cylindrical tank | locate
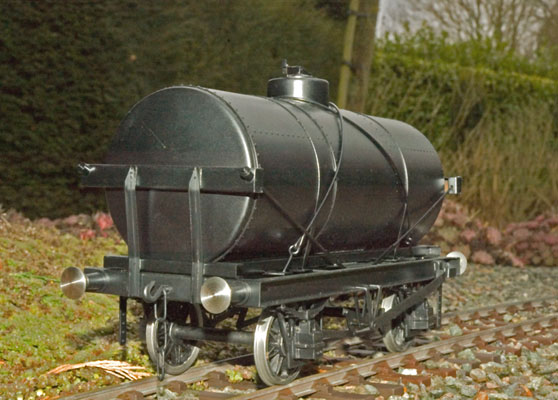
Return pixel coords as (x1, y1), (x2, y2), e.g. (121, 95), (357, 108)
(105, 79), (444, 264)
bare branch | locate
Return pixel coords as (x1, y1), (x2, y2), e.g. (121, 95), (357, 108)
(393, 0), (558, 54)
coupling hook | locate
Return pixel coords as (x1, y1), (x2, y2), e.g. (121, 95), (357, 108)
(143, 281), (173, 303)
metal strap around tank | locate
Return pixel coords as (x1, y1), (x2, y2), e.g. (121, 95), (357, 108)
(358, 114), (412, 251)
(265, 97), (322, 217)
(267, 99), (346, 271)
(341, 113), (409, 204)
(289, 102), (340, 268)
(362, 114), (409, 193)
(284, 101), (339, 240)
(265, 98), (325, 270)
(341, 113), (411, 254)
(306, 102), (346, 232)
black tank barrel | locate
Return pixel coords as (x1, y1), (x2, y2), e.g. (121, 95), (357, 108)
(104, 71), (444, 265)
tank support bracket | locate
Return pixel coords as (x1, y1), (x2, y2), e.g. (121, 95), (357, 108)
(124, 166), (142, 298)
(78, 163), (263, 195)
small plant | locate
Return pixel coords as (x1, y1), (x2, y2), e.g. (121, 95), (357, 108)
(225, 365), (257, 383)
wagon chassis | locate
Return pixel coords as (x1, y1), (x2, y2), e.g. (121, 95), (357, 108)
(67, 163), (463, 383)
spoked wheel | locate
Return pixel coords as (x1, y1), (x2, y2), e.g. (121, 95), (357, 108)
(254, 312), (301, 386)
(381, 293), (411, 353)
(145, 302), (202, 375)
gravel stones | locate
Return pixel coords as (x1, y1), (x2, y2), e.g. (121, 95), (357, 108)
(470, 368), (487, 382)
(350, 262), (558, 399)
(442, 263), (558, 312)
(449, 324), (464, 336)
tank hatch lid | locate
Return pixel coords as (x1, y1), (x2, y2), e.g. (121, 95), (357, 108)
(267, 60), (329, 106)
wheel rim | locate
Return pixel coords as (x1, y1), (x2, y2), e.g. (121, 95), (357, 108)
(145, 303), (201, 375)
(254, 313), (300, 386)
(381, 294), (410, 352)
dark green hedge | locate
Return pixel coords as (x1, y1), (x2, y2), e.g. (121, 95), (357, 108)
(367, 50), (558, 149)
(366, 48), (558, 223)
(0, 1), (343, 218)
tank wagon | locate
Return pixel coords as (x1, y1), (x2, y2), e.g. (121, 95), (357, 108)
(61, 63), (466, 385)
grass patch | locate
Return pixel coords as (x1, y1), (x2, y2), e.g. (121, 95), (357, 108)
(0, 213), (151, 398)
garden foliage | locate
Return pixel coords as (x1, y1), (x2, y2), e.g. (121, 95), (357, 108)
(1, 4), (557, 225)
(367, 29), (558, 224)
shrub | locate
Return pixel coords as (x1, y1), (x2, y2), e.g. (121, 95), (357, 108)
(367, 33), (558, 224)
(0, 1), (343, 218)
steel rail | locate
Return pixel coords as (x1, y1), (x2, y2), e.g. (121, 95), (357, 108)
(331, 296), (557, 349)
(59, 296), (557, 400)
(233, 313), (558, 400)
(59, 355), (252, 400)
(442, 295), (557, 320)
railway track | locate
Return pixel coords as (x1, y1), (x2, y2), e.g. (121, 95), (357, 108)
(58, 355), (253, 400)
(60, 296), (558, 400)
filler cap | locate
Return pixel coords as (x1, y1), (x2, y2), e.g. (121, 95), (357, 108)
(267, 60), (329, 106)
